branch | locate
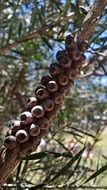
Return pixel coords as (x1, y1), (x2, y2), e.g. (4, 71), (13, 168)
(77, 0), (107, 42)
(0, 0), (106, 188)
(3, 184), (107, 189)
(0, 14), (74, 55)
(44, 185), (107, 189)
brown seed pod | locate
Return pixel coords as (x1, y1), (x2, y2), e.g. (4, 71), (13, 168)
(57, 74), (69, 86)
(4, 135), (17, 149)
(64, 69), (77, 80)
(20, 140), (34, 155)
(38, 129), (48, 139)
(11, 120), (21, 133)
(59, 82), (73, 97)
(5, 129), (12, 137)
(20, 111), (33, 125)
(49, 63), (62, 77)
(46, 80), (58, 92)
(70, 49), (81, 61)
(35, 85), (45, 93)
(16, 129), (29, 143)
(37, 117), (50, 130)
(59, 57), (72, 69)
(41, 99), (54, 112)
(51, 92), (64, 104)
(31, 105), (44, 118)
(78, 40), (88, 52)
(27, 97), (38, 109)
(20, 135), (41, 155)
(70, 61), (81, 72)
(29, 123), (40, 136)
(36, 87), (49, 100)
(65, 35), (77, 50)
(41, 75), (52, 86)
(56, 50), (67, 61)
(46, 104), (61, 121)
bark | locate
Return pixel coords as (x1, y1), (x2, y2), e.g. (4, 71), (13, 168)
(0, 0), (106, 188)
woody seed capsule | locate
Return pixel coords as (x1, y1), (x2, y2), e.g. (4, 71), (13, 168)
(41, 99), (54, 112)
(35, 85), (45, 93)
(20, 140), (34, 155)
(16, 129), (29, 143)
(37, 117), (50, 130)
(51, 92), (63, 104)
(27, 97), (38, 109)
(38, 129), (48, 139)
(59, 82), (73, 97)
(36, 88), (49, 100)
(5, 129), (12, 137)
(49, 63), (62, 76)
(70, 49), (81, 61)
(4, 135), (17, 149)
(20, 111), (33, 125)
(41, 75), (52, 86)
(65, 35), (77, 50)
(11, 120), (21, 133)
(46, 80), (58, 92)
(56, 50), (67, 61)
(57, 74), (69, 86)
(64, 69), (77, 80)
(59, 57), (72, 69)
(46, 105), (61, 121)
(30, 123), (40, 136)
(31, 105), (44, 118)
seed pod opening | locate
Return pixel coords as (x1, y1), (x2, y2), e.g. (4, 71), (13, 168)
(35, 85), (45, 94)
(57, 74), (69, 86)
(37, 117), (50, 130)
(51, 92), (63, 104)
(56, 50), (67, 61)
(41, 99), (54, 112)
(27, 97), (38, 109)
(16, 129), (29, 143)
(41, 75), (52, 86)
(59, 82), (73, 97)
(46, 80), (58, 92)
(36, 88), (49, 100)
(4, 135), (17, 149)
(11, 120), (21, 133)
(31, 105), (44, 118)
(30, 124), (40, 136)
(59, 57), (72, 69)
(20, 111), (33, 125)
(49, 63), (62, 76)
(64, 69), (77, 80)
(70, 49), (81, 61)
(65, 35), (76, 50)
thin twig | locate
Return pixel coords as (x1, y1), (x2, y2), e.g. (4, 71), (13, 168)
(3, 184), (107, 189)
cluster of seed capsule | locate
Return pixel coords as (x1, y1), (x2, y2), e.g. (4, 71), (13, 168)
(4, 35), (88, 155)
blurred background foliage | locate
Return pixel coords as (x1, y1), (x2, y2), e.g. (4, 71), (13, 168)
(0, 0), (107, 189)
